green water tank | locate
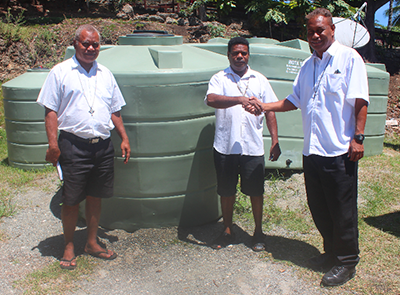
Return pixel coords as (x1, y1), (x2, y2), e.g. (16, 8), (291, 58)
(62, 33), (228, 231)
(2, 68), (50, 170)
(192, 38), (390, 169)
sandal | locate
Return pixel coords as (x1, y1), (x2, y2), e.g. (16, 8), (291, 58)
(60, 256), (77, 270)
(210, 231), (235, 249)
(252, 232), (266, 252)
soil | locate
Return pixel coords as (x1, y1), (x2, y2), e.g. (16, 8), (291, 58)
(1, 1), (400, 138)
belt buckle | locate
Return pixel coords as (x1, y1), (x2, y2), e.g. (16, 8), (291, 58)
(90, 138), (99, 144)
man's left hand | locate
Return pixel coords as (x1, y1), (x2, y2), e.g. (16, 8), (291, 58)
(348, 139), (364, 162)
(269, 142), (281, 161)
(121, 139), (131, 164)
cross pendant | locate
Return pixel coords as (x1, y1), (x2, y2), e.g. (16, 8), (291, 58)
(89, 108), (95, 115)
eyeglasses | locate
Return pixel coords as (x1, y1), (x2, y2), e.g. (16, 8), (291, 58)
(78, 40), (100, 49)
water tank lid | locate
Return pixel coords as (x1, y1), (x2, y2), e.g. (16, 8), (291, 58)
(128, 30), (174, 37)
(27, 67), (50, 72)
(119, 32), (183, 46)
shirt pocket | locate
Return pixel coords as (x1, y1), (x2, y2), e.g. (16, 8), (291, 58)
(325, 73), (345, 94)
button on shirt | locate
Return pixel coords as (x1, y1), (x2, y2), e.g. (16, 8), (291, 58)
(287, 41), (369, 157)
(206, 66), (278, 156)
(37, 55), (126, 139)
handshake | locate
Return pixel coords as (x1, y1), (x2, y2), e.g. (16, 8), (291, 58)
(242, 96), (265, 116)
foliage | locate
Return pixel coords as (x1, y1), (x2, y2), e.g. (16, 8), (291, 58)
(34, 26), (58, 61)
(385, 0), (400, 27)
(4, 7), (25, 26)
(0, 8), (33, 45)
(101, 23), (117, 41)
(207, 22), (226, 37)
(246, 0), (357, 27)
(187, 0), (237, 18)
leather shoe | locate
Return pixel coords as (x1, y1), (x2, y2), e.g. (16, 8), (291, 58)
(306, 253), (334, 270)
(321, 265), (356, 287)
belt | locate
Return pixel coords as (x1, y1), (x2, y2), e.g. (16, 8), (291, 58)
(60, 131), (106, 144)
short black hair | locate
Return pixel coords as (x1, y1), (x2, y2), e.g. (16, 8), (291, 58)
(228, 37), (249, 53)
(305, 8), (333, 25)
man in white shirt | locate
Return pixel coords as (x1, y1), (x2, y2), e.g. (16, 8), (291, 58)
(205, 37), (281, 252)
(37, 24), (131, 270)
(247, 8), (369, 286)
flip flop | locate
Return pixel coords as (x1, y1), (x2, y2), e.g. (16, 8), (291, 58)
(85, 250), (117, 260)
(60, 256), (77, 270)
(252, 232), (266, 252)
(210, 231), (235, 250)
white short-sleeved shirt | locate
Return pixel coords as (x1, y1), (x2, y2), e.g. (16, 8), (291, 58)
(37, 55), (126, 139)
(287, 41), (369, 157)
(206, 66), (278, 156)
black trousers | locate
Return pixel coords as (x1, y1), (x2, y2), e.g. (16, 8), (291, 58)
(303, 154), (359, 267)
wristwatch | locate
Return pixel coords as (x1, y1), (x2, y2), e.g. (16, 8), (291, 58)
(354, 134), (365, 143)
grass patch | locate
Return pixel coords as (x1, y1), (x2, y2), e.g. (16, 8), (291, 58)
(232, 147), (400, 294)
(0, 98), (55, 219)
(14, 256), (97, 295)
(0, 83), (4, 128)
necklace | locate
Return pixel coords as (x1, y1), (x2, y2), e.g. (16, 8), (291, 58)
(77, 70), (97, 116)
(230, 73), (250, 97)
(312, 56), (332, 100)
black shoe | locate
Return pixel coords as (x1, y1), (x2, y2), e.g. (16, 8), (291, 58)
(306, 253), (335, 270)
(321, 265), (356, 287)
(210, 231), (235, 250)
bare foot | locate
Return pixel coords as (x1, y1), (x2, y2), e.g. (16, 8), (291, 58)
(84, 244), (117, 260)
(60, 245), (76, 269)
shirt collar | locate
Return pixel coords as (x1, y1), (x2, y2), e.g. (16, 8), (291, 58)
(71, 55), (99, 74)
(226, 65), (255, 79)
(312, 40), (340, 61)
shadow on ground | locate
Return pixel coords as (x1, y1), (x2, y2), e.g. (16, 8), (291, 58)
(32, 228), (119, 259)
(178, 222), (320, 269)
(364, 211), (400, 238)
(45, 187), (320, 270)
(37, 188), (119, 259)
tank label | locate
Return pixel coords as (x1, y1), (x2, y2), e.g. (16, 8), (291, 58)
(286, 59), (302, 75)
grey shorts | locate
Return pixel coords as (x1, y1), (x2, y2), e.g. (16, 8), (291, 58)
(213, 148), (265, 197)
(58, 131), (114, 206)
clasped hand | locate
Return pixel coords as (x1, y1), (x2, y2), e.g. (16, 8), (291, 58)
(242, 96), (263, 115)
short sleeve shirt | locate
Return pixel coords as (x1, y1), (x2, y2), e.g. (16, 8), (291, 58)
(37, 55), (126, 139)
(287, 41), (369, 157)
(206, 66), (278, 156)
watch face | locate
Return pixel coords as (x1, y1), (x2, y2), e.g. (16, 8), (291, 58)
(355, 134), (365, 141)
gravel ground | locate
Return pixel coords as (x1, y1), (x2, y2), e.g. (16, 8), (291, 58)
(0, 172), (337, 295)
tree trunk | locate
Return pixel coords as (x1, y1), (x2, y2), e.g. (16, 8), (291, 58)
(199, 4), (207, 21)
(363, 0), (390, 62)
(388, 0), (393, 30)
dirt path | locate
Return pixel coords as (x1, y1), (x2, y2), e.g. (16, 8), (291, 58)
(0, 173), (339, 295)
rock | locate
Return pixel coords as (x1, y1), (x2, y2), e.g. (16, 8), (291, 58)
(386, 118), (398, 126)
(116, 4), (134, 19)
(149, 15), (165, 23)
(177, 18), (189, 26)
(188, 16), (202, 26)
(116, 11), (129, 20)
(134, 14), (149, 21)
(157, 12), (178, 19)
(166, 17), (177, 25)
(229, 23), (242, 30)
(122, 4), (134, 15)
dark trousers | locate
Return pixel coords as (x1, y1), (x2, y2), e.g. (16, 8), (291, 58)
(303, 154), (359, 267)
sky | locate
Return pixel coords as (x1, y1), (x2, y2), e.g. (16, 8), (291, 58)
(375, 2), (390, 26)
